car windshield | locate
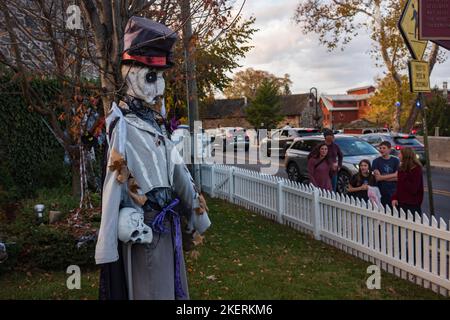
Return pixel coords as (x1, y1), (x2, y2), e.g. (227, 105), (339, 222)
(290, 129), (320, 137)
(394, 137), (422, 146)
(335, 138), (379, 156)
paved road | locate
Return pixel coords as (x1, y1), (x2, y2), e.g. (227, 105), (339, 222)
(203, 148), (450, 222)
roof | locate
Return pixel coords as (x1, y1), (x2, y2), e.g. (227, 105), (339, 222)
(346, 85), (375, 93)
(279, 94), (310, 116)
(200, 94), (310, 119)
(200, 98), (246, 119)
(321, 93), (374, 101)
(320, 96), (359, 111)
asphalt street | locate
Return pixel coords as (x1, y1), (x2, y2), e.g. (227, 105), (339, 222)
(203, 148), (450, 222)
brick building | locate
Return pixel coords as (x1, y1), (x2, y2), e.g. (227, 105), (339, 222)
(320, 86), (375, 129)
(200, 93), (321, 129)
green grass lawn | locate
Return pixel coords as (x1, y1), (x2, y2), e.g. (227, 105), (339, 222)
(0, 196), (446, 299)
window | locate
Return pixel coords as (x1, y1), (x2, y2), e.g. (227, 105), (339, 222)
(394, 137), (422, 146)
(335, 138), (379, 156)
(299, 140), (321, 152)
(291, 141), (303, 150)
(281, 130), (289, 137)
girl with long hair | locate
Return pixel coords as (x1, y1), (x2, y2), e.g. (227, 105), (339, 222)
(391, 147), (424, 215)
(307, 143), (332, 190)
(347, 159), (377, 201)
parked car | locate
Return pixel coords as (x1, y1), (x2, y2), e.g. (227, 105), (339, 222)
(213, 127), (250, 152)
(284, 135), (380, 194)
(260, 128), (321, 158)
(359, 132), (425, 164)
(171, 125), (212, 158)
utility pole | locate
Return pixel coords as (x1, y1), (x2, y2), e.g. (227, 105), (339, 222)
(180, 0), (201, 189)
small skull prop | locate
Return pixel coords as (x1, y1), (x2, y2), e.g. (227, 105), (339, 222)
(118, 207), (153, 244)
(122, 65), (165, 105)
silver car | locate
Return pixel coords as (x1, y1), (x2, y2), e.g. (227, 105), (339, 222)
(284, 135), (380, 194)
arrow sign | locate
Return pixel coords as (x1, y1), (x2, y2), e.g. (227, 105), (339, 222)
(399, 0), (428, 59)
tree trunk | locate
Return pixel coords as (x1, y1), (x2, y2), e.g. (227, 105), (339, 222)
(392, 80), (403, 132)
(71, 156), (81, 198)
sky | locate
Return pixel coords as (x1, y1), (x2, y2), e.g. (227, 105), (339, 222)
(228, 0), (450, 96)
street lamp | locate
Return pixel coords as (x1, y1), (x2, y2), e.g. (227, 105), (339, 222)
(309, 87), (320, 129)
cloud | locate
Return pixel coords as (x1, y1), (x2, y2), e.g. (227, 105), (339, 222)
(231, 0), (450, 95)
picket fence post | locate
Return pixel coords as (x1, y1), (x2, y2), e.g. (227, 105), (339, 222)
(277, 180), (284, 224)
(210, 165), (216, 198)
(229, 166), (235, 203)
(312, 187), (321, 240)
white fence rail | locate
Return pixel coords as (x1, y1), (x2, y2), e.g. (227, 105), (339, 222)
(201, 164), (450, 296)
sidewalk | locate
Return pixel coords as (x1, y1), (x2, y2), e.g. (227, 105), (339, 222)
(430, 161), (450, 171)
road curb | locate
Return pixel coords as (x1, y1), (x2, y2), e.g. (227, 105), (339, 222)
(430, 165), (450, 172)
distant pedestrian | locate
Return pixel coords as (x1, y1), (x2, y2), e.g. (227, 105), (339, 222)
(282, 122), (291, 129)
(307, 142), (332, 191)
(347, 159), (377, 202)
(391, 147), (423, 215)
(372, 141), (400, 208)
(323, 129), (343, 192)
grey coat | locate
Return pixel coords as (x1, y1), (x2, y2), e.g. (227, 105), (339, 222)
(95, 102), (209, 265)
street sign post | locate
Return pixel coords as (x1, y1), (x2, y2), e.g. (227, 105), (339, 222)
(408, 60), (431, 92)
(399, 0), (428, 59)
(399, 0), (435, 216)
(417, 94), (435, 216)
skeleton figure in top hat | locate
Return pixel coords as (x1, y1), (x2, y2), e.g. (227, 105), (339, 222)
(96, 16), (210, 300)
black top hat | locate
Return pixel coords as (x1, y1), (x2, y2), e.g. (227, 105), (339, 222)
(122, 16), (177, 69)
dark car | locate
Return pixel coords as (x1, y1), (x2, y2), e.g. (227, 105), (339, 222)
(284, 135), (380, 194)
(260, 128), (321, 158)
(213, 127), (250, 152)
(360, 132), (425, 164)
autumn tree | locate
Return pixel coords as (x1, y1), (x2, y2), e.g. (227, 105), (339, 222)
(0, 0), (255, 198)
(293, 0), (445, 132)
(425, 88), (450, 136)
(366, 75), (415, 127)
(164, 15), (257, 119)
(224, 68), (292, 100)
(244, 79), (284, 130)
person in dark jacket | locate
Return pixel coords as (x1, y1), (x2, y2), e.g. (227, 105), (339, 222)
(323, 129), (343, 192)
(347, 159), (377, 202)
(391, 147), (424, 215)
(307, 143), (332, 191)
(372, 141), (399, 208)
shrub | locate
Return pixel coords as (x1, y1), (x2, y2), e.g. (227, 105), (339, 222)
(0, 188), (99, 273)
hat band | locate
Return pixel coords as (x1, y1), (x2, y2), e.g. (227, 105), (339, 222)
(122, 52), (167, 67)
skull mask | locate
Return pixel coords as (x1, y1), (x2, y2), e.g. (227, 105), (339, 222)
(118, 207), (153, 244)
(122, 65), (165, 105)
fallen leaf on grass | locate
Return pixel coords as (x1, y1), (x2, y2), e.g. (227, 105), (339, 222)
(193, 233), (205, 246)
(206, 275), (217, 281)
(388, 287), (397, 294)
(189, 250), (200, 260)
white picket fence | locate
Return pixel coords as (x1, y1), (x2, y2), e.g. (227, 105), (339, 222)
(201, 164), (450, 296)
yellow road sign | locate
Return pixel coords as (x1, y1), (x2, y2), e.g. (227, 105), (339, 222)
(399, 0), (428, 60)
(408, 60), (431, 92)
